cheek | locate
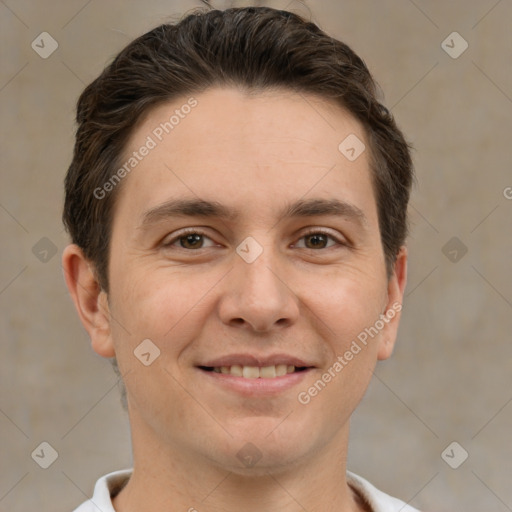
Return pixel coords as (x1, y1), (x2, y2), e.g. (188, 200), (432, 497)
(108, 265), (219, 355)
(303, 264), (387, 346)
(295, 272), (386, 422)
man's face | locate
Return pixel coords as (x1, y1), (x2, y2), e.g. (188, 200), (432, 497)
(101, 87), (405, 472)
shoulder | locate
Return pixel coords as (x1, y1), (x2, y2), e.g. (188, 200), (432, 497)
(347, 471), (422, 512)
(71, 469), (133, 512)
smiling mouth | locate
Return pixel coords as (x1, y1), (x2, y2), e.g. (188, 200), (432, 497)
(198, 365), (311, 378)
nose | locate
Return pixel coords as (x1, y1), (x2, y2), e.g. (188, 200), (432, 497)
(217, 243), (300, 333)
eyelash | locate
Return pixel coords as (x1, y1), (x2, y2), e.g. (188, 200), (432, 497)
(162, 228), (347, 251)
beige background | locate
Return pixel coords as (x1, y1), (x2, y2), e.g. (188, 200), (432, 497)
(1, 1), (511, 510)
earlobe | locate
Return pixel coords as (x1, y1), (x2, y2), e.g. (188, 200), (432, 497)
(377, 246), (408, 361)
(62, 244), (116, 358)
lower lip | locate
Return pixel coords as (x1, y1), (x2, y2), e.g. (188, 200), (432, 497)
(197, 368), (314, 396)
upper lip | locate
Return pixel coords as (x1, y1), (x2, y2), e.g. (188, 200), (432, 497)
(199, 353), (315, 368)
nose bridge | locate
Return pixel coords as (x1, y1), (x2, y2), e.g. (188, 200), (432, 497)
(235, 235), (285, 298)
(219, 234), (299, 331)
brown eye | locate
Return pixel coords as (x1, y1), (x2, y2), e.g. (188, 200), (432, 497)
(304, 233), (329, 249)
(162, 230), (216, 250)
(295, 230), (342, 250)
(179, 233), (204, 249)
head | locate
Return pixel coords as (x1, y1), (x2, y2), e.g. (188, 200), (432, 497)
(63, 6), (412, 474)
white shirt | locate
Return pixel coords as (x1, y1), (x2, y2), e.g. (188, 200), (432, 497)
(72, 469), (420, 512)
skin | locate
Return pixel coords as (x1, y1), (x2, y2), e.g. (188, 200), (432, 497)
(63, 87), (407, 512)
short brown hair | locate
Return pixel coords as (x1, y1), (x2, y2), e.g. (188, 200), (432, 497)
(63, 6), (413, 292)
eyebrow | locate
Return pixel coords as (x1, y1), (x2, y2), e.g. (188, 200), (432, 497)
(139, 197), (368, 228)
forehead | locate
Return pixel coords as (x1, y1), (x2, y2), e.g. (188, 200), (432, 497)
(113, 87), (377, 228)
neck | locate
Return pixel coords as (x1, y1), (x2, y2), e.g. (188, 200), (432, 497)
(113, 412), (366, 512)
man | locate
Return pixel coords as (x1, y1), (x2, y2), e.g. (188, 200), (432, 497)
(62, 6), (417, 511)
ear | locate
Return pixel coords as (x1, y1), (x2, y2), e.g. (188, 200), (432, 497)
(62, 244), (115, 358)
(377, 246), (408, 360)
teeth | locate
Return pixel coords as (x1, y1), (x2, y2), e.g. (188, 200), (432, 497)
(230, 364), (243, 377)
(212, 364), (297, 378)
(242, 366), (260, 379)
(276, 364), (287, 376)
(260, 366), (276, 378)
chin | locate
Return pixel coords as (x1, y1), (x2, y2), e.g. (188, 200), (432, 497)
(206, 419), (315, 475)
(216, 445), (311, 478)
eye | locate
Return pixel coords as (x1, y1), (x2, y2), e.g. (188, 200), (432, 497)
(161, 228), (347, 252)
(294, 230), (345, 250)
(162, 229), (216, 250)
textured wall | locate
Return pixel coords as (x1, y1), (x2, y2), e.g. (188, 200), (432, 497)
(1, 1), (511, 511)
